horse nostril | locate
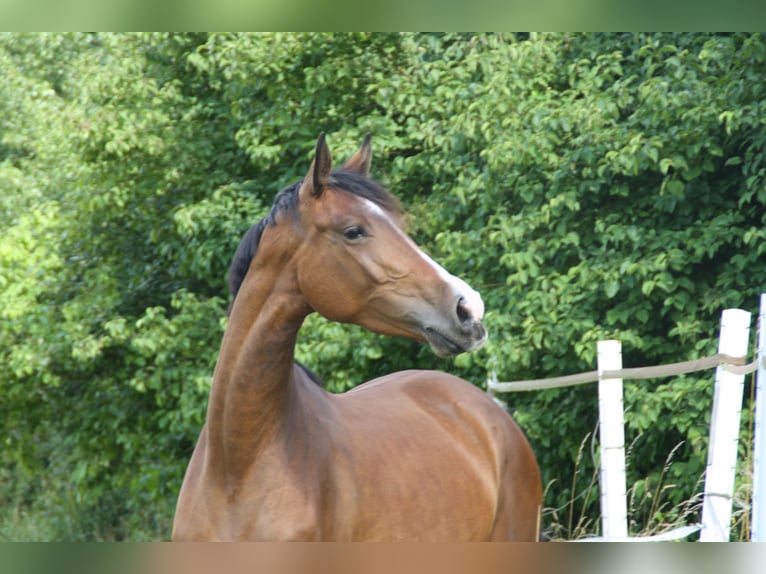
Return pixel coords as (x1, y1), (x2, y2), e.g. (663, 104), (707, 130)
(456, 297), (472, 327)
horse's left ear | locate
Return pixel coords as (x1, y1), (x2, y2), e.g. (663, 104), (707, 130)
(342, 134), (372, 176)
(301, 132), (333, 199)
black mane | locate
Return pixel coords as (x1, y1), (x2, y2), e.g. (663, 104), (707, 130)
(227, 169), (400, 305)
(226, 180), (301, 303)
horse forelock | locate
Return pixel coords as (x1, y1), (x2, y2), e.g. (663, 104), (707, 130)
(226, 169), (400, 309)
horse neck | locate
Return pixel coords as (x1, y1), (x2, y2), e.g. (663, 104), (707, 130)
(206, 233), (310, 483)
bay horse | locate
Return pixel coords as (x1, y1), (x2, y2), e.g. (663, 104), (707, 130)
(172, 133), (542, 541)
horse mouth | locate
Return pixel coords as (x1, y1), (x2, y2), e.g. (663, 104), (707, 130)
(423, 326), (487, 358)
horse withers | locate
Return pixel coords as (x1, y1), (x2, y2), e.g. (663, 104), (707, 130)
(172, 133), (541, 541)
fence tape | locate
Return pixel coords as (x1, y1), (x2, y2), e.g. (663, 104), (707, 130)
(489, 354), (763, 392)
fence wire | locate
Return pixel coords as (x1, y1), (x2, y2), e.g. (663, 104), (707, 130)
(489, 353), (763, 392)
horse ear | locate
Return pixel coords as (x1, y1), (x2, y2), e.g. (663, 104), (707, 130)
(301, 132), (332, 198)
(343, 134), (372, 176)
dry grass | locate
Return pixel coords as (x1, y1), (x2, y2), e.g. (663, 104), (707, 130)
(541, 431), (755, 542)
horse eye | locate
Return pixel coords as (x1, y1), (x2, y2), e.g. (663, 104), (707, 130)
(343, 226), (367, 241)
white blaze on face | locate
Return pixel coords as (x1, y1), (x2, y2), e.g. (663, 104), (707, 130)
(360, 198), (485, 324)
(419, 249), (485, 322)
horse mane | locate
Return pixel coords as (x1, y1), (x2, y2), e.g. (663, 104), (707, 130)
(227, 169), (401, 305)
(226, 180), (301, 305)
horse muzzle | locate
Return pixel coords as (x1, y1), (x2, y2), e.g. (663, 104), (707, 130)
(421, 290), (488, 357)
(423, 322), (487, 358)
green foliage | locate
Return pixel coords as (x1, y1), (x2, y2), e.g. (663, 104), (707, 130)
(2, 32), (765, 540)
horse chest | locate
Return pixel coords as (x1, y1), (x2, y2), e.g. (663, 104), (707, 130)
(211, 441), (356, 541)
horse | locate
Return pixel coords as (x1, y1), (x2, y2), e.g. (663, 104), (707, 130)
(171, 133), (542, 541)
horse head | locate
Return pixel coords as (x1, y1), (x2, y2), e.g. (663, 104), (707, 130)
(293, 133), (487, 357)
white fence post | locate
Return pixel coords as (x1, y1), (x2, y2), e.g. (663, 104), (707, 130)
(597, 340), (628, 540)
(752, 295), (766, 541)
(700, 308), (752, 542)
